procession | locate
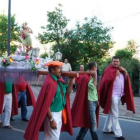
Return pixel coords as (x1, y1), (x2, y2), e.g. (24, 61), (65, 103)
(0, 0), (140, 140)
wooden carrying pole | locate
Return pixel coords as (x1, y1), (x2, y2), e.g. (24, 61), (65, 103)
(37, 70), (93, 78)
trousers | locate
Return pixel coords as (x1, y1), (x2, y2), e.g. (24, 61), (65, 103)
(18, 91), (27, 119)
(77, 101), (99, 140)
(103, 96), (122, 137)
(44, 111), (62, 140)
(0, 94), (12, 126)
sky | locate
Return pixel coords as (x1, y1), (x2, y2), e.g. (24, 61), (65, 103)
(1, 0), (140, 50)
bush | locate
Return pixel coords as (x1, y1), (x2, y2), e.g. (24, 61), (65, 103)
(115, 49), (132, 59)
(120, 58), (140, 94)
(40, 52), (48, 59)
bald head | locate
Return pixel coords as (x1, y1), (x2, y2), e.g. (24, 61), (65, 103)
(79, 65), (84, 71)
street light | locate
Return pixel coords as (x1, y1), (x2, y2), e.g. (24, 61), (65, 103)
(32, 48), (40, 58)
(55, 49), (62, 60)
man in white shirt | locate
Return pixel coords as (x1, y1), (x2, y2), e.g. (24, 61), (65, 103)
(62, 59), (72, 71)
(62, 59), (72, 84)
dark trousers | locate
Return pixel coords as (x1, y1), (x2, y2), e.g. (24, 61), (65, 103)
(18, 91), (27, 119)
(77, 101), (99, 140)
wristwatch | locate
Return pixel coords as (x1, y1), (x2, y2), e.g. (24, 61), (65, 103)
(49, 117), (54, 122)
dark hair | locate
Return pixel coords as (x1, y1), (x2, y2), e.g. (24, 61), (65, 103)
(88, 61), (97, 70)
(112, 56), (120, 61)
(48, 66), (56, 73)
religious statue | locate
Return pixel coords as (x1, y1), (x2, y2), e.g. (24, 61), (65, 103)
(21, 22), (33, 54)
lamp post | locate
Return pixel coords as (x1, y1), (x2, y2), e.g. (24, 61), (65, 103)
(32, 48), (40, 58)
(55, 49), (62, 61)
(7, 0), (11, 56)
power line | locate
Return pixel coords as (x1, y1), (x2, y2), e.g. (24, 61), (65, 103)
(104, 12), (140, 23)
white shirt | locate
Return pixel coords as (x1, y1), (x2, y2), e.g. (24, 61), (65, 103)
(62, 63), (72, 71)
(112, 73), (125, 97)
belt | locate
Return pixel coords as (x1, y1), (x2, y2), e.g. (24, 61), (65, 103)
(18, 90), (26, 92)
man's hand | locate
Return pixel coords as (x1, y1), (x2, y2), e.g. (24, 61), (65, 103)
(119, 66), (127, 73)
(116, 70), (120, 76)
(119, 66), (128, 79)
(50, 119), (57, 129)
(69, 77), (74, 84)
(97, 101), (99, 106)
(66, 77), (74, 94)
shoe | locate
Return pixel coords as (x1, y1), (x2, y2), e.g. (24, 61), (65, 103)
(0, 122), (3, 127)
(10, 116), (15, 121)
(103, 131), (114, 134)
(22, 118), (29, 122)
(3, 125), (13, 129)
(76, 136), (84, 140)
(115, 136), (125, 140)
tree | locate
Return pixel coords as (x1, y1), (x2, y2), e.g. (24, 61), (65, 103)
(53, 16), (113, 70)
(127, 39), (137, 55)
(115, 49), (132, 59)
(38, 4), (69, 50)
(0, 14), (21, 56)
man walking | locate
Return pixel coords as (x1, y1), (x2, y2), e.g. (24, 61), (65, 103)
(99, 56), (135, 140)
(62, 59), (72, 84)
(24, 61), (74, 140)
(72, 62), (99, 140)
(0, 78), (14, 129)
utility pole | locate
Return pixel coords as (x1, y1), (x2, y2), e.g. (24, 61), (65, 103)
(7, 0), (11, 56)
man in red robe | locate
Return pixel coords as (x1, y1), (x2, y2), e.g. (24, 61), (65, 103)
(72, 61), (99, 140)
(0, 78), (36, 123)
(10, 78), (36, 121)
(24, 61), (74, 140)
(75, 64), (84, 84)
(99, 56), (135, 140)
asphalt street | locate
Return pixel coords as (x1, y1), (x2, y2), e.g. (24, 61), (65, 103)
(0, 106), (140, 140)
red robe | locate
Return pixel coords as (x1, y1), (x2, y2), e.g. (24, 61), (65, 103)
(99, 65), (135, 114)
(71, 74), (99, 128)
(0, 82), (36, 116)
(24, 74), (73, 140)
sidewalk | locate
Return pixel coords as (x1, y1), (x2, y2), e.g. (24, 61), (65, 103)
(31, 86), (140, 121)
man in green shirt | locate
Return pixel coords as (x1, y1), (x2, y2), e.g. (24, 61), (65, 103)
(72, 61), (99, 140)
(24, 61), (74, 140)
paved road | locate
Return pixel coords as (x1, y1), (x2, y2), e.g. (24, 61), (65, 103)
(0, 106), (140, 140)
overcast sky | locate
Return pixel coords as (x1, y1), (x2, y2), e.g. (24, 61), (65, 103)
(1, 0), (140, 48)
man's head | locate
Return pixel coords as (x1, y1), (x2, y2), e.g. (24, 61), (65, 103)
(64, 59), (68, 64)
(79, 65), (84, 71)
(112, 56), (120, 68)
(48, 66), (62, 77)
(88, 62), (97, 71)
(45, 61), (64, 77)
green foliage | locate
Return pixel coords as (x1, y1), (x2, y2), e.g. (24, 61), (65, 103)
(115, 39), (138, 60)
(0, 14), (21, 56)
(40, 52), (48, 59)
(120, 58), (140, 94)
(115, 49), (132, 59)
(38, 4), (69, 49)
(53, 16), (113, 70)
(127, 40), (137, 55)
(99, 57), (112, 72)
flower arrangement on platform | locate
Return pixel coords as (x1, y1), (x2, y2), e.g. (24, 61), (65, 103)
(2, 56), (13, 67)
(29, 58), (40, 71)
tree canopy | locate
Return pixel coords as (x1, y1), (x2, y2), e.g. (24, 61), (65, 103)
(0, 14), (21, 56)
(38, 4), (69, 49)
(38, 5), (113, 70)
